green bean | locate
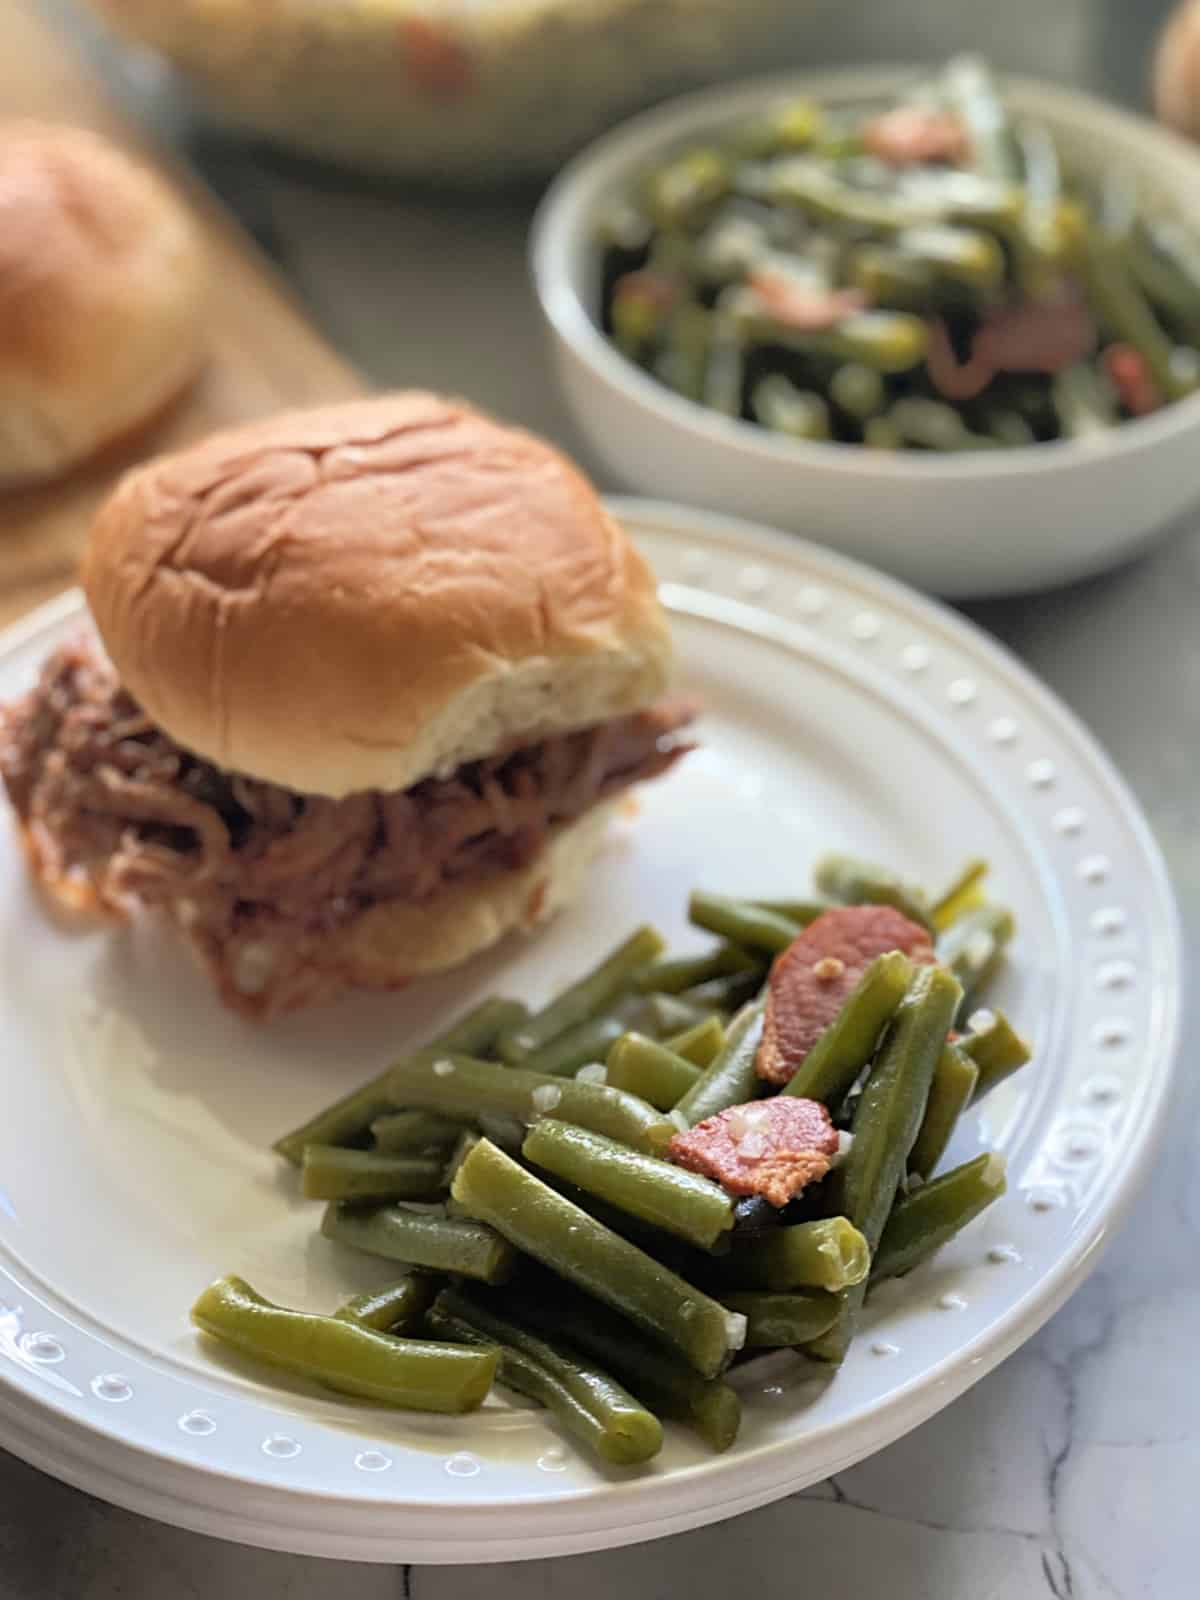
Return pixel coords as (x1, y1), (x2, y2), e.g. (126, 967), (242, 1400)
(606, 1032), (702, 1110)
(498, 927), (665, 1064)
(443, 1128), (481, 1189)
(370, 1109), (464, 1155)
(814, 851), (933, 930)
(191, 1275), (496, 1413)
(864, 416), (903, 450)
(594, 197), (653, 253)
(931, 858), (990, 929)
(890, 397), (1003, 452)
(678, 969), (765, 1014)
(516, 1283), (741, 1451)
(702, 312), (746, 417)
(1081, 229), (1193, 401)
(674, 998), (766, 1128)
(764, 157), (1022, 236)
(451, 1139), (745, 1378)
(960, 1008), (1033, 1099)
(980, 406), (1037, 448)
(612, 270), (677, 357)
(523, 1119), (734, 1251)
(635, 944), (758, 995)
(386, 1051), (676, 1155)
(848, 244), (937, 311)
(704, 1217), (870, 1293)
(751, 899), (829, 926)
(688, 891), (801, 954)
(273, 996), (526, 1164)
(644, 148), (732, 231)
(895, 225), (1006, 300)
(665, 1014), (727, 1068)
(300, 1146), (447, 1203)
(807, 963), (962, 1362)
(1014, 121), (1068, 296)
(333, 1275), (438, 1334)
(1132, 217), (1200, 343)
(752, 376), (832, 441)
(783, 950), (915, 1107)
(520, 1015), (626, 1078)
(829, 362), (888, 421)
(719, 1289), (841, 1347)
(1052, 363), (1120, 439)
(654, 301), (711, 403)
(936, 904), (1015, 1011)
(426, 1287), (663, 1465)
(908, 1043), (979, 1182)
(321, 1200), (516, 1284)
(872, 1152), (1007, 1282)
(735, 301), (930, 375)
(943, 54), (1023, 182)
(735, 98), (823, 160)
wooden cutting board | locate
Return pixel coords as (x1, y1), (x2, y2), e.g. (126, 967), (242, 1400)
(0, 1), (366, 629)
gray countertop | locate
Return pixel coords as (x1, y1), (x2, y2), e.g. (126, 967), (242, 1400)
(5, 2), (1198, 1595)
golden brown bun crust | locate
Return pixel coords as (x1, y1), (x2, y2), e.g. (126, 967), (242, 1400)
(0, 122), (208, 484)
(83, 393), (672, 796)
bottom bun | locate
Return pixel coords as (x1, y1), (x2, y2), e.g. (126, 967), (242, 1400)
(214, 802), (619, 1019)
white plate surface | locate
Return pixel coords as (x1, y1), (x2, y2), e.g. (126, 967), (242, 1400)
(0, 501), (1180, 1562)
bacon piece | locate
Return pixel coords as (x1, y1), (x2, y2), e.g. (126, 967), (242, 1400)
(1102, 343), (1162, 416)
(862, 107), (969, 167)
(668, 1097), (839, 1208)
(757, 905), (936, 1086)
(927, 294), (1096, 402)
(748, 271), (867, 332)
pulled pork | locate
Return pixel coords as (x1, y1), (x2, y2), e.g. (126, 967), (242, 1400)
(0, 636), (694, 1018)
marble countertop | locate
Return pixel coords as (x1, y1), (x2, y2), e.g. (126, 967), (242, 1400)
(4, 1), (1197, 1595)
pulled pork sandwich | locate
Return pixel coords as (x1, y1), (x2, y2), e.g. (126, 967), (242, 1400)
(0, 393), (694, 1018)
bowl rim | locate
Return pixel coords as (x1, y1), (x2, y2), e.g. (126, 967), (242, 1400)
(531, 63), (1200, 481)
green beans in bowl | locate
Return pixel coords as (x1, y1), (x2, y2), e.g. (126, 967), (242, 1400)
(532, 64), (1200, 596)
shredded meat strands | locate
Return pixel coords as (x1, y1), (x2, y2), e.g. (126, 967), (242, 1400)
(0, 634), (695, 1018)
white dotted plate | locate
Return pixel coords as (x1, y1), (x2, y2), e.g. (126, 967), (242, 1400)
(0, 500), (1180, 1563)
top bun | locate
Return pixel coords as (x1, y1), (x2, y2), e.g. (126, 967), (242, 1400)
(0, 122), (208, 485)
(82, 392), (673, 796)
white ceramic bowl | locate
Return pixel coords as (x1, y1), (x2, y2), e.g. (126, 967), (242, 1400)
(532, 68), (1200, 598)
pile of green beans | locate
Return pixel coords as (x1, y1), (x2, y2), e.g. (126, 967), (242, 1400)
(192, 854), (1030, 1463)
(595, 54), (1200, 449)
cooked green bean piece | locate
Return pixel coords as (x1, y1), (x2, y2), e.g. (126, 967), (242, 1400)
(674, 998), (766, 1128)
(848, 243), (935, 311)
(517, 1284), (741, 1451)
(751, 899), (829, 925)
(451, 1139), (745, 1378)
(944, 54), (1023, 182)
(1014, 121), (1067, 296)
(735, 301), (930, 374)
(635, 944), (758, 995)
(498, 927), (665, 1064)
(443, 1128), (482, 1189)
(427, 1287), (662, 1465)
(864, 416), (903, 450)
(702, 313), (745, 417)
(807, 964), (962, 1362)
(735, 98), (823, 160)
(931, 858), (990, 929)
(752, 376), (832, 441)
(678, 969), (765, 1014)
(333, 1275), (438, 1333)
(814, 851), (933, 930)
(936, 904), (1015, 1012)
(960, 1008), (1033, 1099)
(606, 1032), (702, 1110)
(783, 950), (915, 1107)
(370, 1109), (464, 1155)
(644, 148), (732, 231)
(890, 396), (1002, 452)
(273, 996), (526, 1164)
(703, 1216), (870, 1293)
(520, 1015), (627, 1078)
(829, 362), (887, 421)
(321, 1201), (516, 1284)
(895, 225), (1006, 301)
(764, 157), (1022, 236)
(719, 1289), (842, 1347)
(1052, 363), (1120, 439)
(654, 301), (712, 403)
(981, 407), (1036, 448)
(387, 1051), (676, 1155)
(594, 197), (653, 253)
(523, 1119), (735, 1251)
(1081, 230), (1193, 402)
(907, 1043), (979, 1182)
(688, 891), (802, 954)
(301, 1146), (447, 1203)
(665, 1014), (727, 1068)
(191, 1275), (496, 1413)
(872, 1152), (1007, 1282)
(1132, 217), (1200, 343)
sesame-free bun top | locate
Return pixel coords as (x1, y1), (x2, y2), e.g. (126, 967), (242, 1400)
(82, 393), (673, 797)
(0, 122), (208, 485)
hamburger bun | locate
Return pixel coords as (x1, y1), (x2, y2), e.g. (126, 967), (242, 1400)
(83, 392), (672, 797)
(0, 122), (207, 486)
